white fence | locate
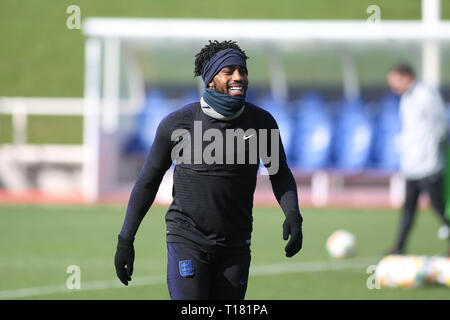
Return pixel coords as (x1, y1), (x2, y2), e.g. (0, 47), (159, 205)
(0, 97), (83, 145)
(0, 97), (84, 193)
(0, 97), (406, 206)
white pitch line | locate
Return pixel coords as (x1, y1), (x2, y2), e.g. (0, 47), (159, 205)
(0, 257), (377, 299)
(0, 275), (166, 300)
(250, 256), (377, 276)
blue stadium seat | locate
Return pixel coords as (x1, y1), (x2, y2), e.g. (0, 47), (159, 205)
(179, 89), (200, 107)
(244, 88), (258, 105)
(447, 104), (450, 145)
(124, 88), (173, 153)
(371, 93), (401, 170)
(331, 98), (374, 170)
(257, 93), (294, 164)
(292, 92), (332, 169)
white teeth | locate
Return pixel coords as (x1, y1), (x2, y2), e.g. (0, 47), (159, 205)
(230, 87), (243, 90)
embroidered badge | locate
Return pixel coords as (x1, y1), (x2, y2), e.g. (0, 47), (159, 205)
(179, 260), (195, 277)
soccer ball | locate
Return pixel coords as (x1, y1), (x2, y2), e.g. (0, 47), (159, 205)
(375, 255), (428, 288)
(424, 256), (450, 287)
(325, 230), (356, 259)
(437, 225), (450, 240)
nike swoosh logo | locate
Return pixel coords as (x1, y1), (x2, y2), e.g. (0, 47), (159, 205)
(243, 134), (255, 140)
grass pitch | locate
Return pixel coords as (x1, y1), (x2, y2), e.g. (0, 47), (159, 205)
(0, 203), (448, 300)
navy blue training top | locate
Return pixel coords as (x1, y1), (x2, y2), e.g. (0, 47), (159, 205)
(119, 101), (302, 253)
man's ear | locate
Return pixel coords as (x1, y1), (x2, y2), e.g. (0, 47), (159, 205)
(208, 81), (215, 89)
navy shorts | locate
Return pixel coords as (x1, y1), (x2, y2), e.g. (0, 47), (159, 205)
(166, 242), (251, 300)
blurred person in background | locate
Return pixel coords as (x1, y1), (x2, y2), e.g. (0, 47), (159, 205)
(386, 63), (450, 255)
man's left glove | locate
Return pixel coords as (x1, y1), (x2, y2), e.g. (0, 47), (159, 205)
(114, 235), (135, 286)
(283, 213), (303, 258)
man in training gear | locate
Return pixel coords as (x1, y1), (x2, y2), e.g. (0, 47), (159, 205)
(386, 63), (450, 255)
(115, 40), (303, 299)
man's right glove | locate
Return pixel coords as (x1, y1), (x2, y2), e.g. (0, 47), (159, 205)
(282, 213), (303, 258)
(114, 235), (135, 286)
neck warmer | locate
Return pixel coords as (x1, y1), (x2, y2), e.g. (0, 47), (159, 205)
(202, 88), (245, 118)
(200, 96), (245, 120)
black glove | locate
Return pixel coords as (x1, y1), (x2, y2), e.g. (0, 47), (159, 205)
(283, 213), (303, 257)
(114, 235), (135, 286)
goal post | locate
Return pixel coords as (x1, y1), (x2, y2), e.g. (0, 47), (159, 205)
(81, 16), (450, 203)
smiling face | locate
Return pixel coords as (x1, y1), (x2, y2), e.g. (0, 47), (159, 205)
(208, 65), (249, 97)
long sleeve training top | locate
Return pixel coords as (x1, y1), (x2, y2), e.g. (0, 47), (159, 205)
(119, 101), (302, 253)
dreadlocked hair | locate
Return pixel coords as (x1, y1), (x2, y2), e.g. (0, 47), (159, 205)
(194, 40), (249, 77)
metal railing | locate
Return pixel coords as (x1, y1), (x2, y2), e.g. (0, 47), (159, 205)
(0, 97), (83, 145)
